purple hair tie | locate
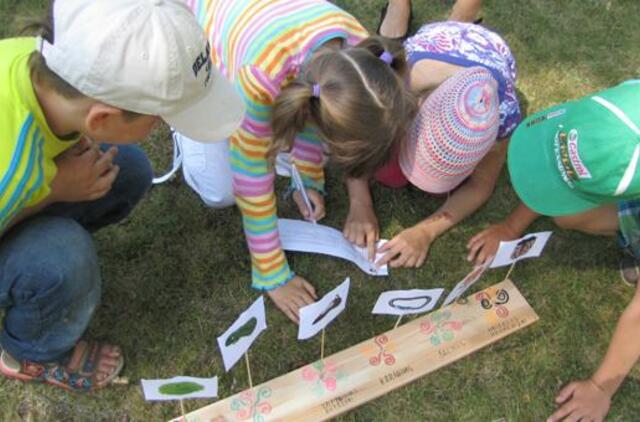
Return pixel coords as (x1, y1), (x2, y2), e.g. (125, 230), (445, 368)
(312, 83), (321, 98)
(379, 50), (394, 65)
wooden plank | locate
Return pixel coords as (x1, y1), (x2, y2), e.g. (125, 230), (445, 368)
(176, 279), (538, 422)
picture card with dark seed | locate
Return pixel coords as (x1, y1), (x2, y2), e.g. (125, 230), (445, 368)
(298, 277), (350, 340)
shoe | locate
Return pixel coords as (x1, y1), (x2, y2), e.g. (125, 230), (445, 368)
(376, 1), (414, 42)
(619, 254), (640, 287)
(0, 341), (124, 393)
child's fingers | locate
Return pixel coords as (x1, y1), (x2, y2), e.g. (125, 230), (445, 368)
(286, 301), (301, 324)
(90, 165), (120, 200)
(556, 382), (578, 404)
(81, 143), (101, 163)
(376, 244), (399, 267)
(404, 255), (417, 268)
(467, 237), (485, 262)
(547, 401), (578, 422)
(277, 300), (299, 324)
(378, 237), (396, 253)
(475, 248), (488, 267)
(389, 252), (408, 268)
(367, 235), (376, 262)
(292, 192), (310, 218)
(95, 146), (118, 176)
(308, 190), (325, 221)
(467, 230), (488, 249)
(301, 279), (318, 300)
(297, 291), (315, 307)
(290, 294), (307, 312)
(417, 252), (428, 268)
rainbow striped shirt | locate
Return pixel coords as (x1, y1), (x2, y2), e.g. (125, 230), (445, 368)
(186, 0), (368, 290)
(0, 38), (79, 233)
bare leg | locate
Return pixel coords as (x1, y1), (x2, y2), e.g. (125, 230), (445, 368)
(449, 0), (483, 22)
(379, 0), (411, 39)
(553, 204), (619, 237)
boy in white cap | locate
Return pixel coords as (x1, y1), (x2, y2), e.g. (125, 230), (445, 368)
(0, 0), (243, 392)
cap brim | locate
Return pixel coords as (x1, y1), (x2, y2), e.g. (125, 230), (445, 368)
(508, 103), (601, 216)
(163, 71), (245, 143)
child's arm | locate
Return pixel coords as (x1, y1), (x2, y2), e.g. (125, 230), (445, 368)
(230, 66), (317, 322)
(549, 284), (640, 421)
(466, 201), (540, 265)
(377, 139), (507, 268)
(343, 176), (379, 261)
(449, 0), (483, 22)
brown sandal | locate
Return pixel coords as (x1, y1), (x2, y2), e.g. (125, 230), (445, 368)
(0, 340), (124, 393)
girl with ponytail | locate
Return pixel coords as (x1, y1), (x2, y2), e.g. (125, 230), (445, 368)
(179, 0), (416, 323)
(344, 2), (523, 270)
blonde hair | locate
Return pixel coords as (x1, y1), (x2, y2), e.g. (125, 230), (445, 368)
(271, 36), (417, 178)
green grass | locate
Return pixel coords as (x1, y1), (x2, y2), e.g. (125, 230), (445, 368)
(2, 0), (640, 420)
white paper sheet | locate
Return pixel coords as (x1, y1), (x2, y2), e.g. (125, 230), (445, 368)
(298, 277), (350, 340)
(141, 376), (218, 401)
(489, 231), (553, 269)
(217, 296), (267, 372)
(278, 219), (389, 276)
(442, 261), (491, 307)
(372, 288), (444, 316)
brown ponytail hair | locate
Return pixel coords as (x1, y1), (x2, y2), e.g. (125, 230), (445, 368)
(270, 36), (417, 178)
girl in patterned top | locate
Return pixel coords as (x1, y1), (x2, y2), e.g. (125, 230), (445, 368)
(344, 12), (521, 269)
(179, 0), (416, 323)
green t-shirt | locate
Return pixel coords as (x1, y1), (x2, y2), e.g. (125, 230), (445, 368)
(0, 37), (78, 230)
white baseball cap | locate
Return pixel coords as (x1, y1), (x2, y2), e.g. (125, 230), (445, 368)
(38, 0), (245, 143)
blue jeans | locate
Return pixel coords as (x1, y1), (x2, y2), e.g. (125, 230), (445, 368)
(0, 145), (152, 362)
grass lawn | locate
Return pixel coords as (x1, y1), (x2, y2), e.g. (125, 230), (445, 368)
(2, 0), (640, 420)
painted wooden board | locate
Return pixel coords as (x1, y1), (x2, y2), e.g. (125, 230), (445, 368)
(175, 280), (538, 422)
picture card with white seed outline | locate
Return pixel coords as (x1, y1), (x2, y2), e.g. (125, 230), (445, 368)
(372, 288), (444, 316)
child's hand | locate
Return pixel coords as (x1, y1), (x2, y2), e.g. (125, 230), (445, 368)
(548, 379), (611, 422)
(466, 221), (519, 265)
(292, 189), (325, 222)
(376, 225), (433, 268)
(50, 138), (119, 203)
(267, 275), (318, 324)
(343, 202), (379, 261)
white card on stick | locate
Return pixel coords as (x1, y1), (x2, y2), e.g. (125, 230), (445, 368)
(278, 219), (388, 276)
(141, 376), (218, 401)
(372, 288), (444, 316)
(217, 296), (267, 372)
(298, 277), (350, 340)
(442, 261), (491, 307)
(490, 231), (552, 269)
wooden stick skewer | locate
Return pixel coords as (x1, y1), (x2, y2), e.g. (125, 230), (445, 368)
(320, 329), (326, 360)
(394, 315), (403, 329)
(245, 352), (253, 389)
(504, 262), (516, 281)
(180, 399), (187, 422)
